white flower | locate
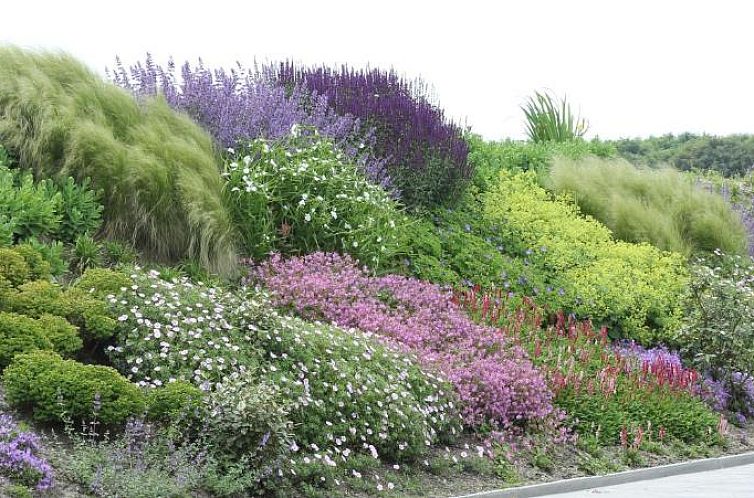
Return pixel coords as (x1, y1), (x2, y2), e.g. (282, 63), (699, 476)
(118, 315), (129, 322)
(305, 213), (312, 222)
(331, 210), (337, 220)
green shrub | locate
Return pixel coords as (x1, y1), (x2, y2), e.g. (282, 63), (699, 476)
(557, 387), (718, 444)
(71, 234), (102, 272)
(0, 311), (81, 368)
(11, 243), (51, 281)
(22, 238), (66, 276)
(0, 248), (29, 287)
(34, 314), (82, 357)
(204, 372), (290, 468)
(0, 312), (71, 368)
(0, 165), (61, 241)
(223, 132), (405, 268)
(146, 381), (205, 426)
(3, 350), (145, 425)
(548, 156), (747, 255)
(102, 240), (138, 266)
(0, 47), (238, 275)
(612, 133), (754, 177)
(3, 280), (117, 341)
(45, 176), (103, 242)
(678, 252), (754, 415)
(74, 267), (133, 298)
(484, 170), (688, 342)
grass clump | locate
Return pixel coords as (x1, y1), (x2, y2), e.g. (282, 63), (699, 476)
(0, 47), (237, 275)
(548, 156), (748, 255)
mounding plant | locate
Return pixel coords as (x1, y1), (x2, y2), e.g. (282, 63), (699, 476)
(3, 350), (146, 426)
(522, 91), (588, 143)
(0, 47), (237, 275)
(223, 130), (405, 267)
(547, 156), (748, 255)
(251, 252), (554, 433)
(483, 169), (689, 342)
(272, 63), (471, 209)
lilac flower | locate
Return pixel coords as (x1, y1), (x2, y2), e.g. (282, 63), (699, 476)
(0, 411), (54, 490)
(110, 56), (392, 190)
(251, 252), (554, 431)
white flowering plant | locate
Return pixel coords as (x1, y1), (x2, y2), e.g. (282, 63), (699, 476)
(106, 269), (273, 391)
(222, 128), (405, 269)
(105, 268), (461, 492)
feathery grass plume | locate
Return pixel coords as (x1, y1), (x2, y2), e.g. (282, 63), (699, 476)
(547, 156), (748, 255)
(0, 47), (237, 275)
(522, 91), (588, 143)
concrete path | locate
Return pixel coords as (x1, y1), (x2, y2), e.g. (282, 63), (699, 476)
(547, 463), (754, 498)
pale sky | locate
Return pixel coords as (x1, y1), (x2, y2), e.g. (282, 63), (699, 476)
(3, 0), (753, 140)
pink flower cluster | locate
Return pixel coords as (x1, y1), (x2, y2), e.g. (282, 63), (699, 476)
(251, 252), (553, 431)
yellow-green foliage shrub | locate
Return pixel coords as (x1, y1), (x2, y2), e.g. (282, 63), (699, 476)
(4, 350), (145, 425)
(2, 280), (116, 341)
(0, 311), (81, 368)
(484, 170), (688, 342)
(0, 47), (237, 275)
(548, 157), (748, 255)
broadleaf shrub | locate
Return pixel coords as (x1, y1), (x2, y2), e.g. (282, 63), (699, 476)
(467, 135), (615, 191)
(678, 251), (754, 419)
(483, 170), (688, 342)
(273, 63), (471, 208)
(548, 156), (747, 255)
(3, 350), (146, 425)
(224, 131), (404, 268)
(0, 47), (237, 275)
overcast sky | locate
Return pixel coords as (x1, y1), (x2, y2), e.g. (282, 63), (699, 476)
(3, 0), (752, 140)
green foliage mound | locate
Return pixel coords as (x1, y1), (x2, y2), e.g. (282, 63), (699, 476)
(548, 157), (747, 255)
(3, 350), (146, 425)
(484, 170), (688, 342)
(0, 311), (81, 368)
(0, 47), (237, 275)
(224, 132), (405, 268)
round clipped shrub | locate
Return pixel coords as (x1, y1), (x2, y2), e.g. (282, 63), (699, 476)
(34, 314), (82, 358)
(0, 312), (56, 369)
(146, 380), (205, 425)
(0, 248), (29, 287)
(11, 244), (51, 281)
(3, 351), (146, 425)
(74, 268), (133, 298)
(3, 280), (117, 342)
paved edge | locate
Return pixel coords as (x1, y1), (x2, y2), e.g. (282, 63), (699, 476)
(452, 451), (754, 498)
